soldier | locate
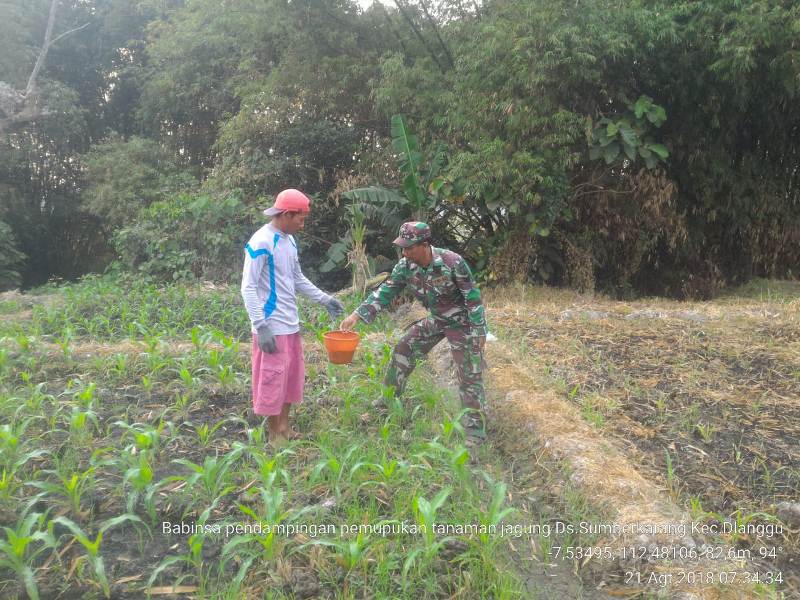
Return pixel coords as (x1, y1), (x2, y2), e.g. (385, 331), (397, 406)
(340, 221), (488, 444)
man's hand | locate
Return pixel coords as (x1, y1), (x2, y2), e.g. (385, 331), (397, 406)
(340, 311), (360, 331)
(324, 297), (345, 319)
(256, 323), (277, 354)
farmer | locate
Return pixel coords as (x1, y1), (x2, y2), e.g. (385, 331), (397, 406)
(241, 189), (344, 445)
(340, 222), (488, 444)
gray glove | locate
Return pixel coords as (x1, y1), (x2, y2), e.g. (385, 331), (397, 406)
(256, 323), (277, 354)
(324, 297), (345, 319)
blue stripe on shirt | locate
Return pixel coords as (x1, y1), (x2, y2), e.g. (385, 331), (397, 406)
(245, 240), (279, 319)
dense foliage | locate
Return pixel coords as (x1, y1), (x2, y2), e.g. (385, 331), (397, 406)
(1, 0), (798, 296)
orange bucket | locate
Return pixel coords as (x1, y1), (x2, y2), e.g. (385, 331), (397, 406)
(322, 331), (360, 364)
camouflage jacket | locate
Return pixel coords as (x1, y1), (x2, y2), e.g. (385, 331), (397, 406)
(355, 247), (487, 336)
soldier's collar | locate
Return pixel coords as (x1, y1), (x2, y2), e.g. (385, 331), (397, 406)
(431, 248), (444, 269)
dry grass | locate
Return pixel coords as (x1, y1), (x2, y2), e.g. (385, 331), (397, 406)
(476, 280), (800, 597)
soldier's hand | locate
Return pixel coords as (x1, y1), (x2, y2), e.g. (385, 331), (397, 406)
(340, 312), (359, 331)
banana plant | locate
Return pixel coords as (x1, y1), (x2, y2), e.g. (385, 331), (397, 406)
(322, 114), (448, 272)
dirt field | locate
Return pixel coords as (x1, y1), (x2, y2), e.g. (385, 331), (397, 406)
(482, 280), (799, 597)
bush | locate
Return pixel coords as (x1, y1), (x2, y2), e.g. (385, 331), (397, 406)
(82, 135), (198, 231)
(111, 194), (259, 282)
(0, 220), (26, 291)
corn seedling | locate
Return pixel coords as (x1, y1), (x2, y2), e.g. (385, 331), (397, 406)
(52, 513), (145, 598)
(350, 455), (411, 492)
(688, 496), (706, 520)
(404, 488), (454, 580)
(115, 420), (167, 456)
(379, 416), (397, 444)
(72, 381), (97, 410)
(220, 485), (313, 588)
(68, 406), (100, 446)
(109, 353), (130, 381)
(695, 421), (715, 443)
(173, 447), (242, 510)
(474, 477), (515, 549)
(439, 414), (464, 443)
(251, 448), (293, 496)
(422, 441), (471, 488)
(0, 417), (48, 474)
(0, 511), (57, 600)
(31, 466), (95, 517)
(55, 326), (74, 361)
(310, 444), (360, 500)
(301, 531), (371, 574)
(665, 449), (678, 499)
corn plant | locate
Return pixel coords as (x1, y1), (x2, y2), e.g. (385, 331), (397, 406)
(379, 416), (397, 444)
(173, 447), (242, 510)
(473, 477), (515, 549)
(51, 513), (145, 599)
(30, 466), (95, 517)
(117, 445), (170, 530)
(0, 511), (57, 600)
(220, 484), (312, 587)
(54, 325), (74, 361)
(695, 421), (715, 443)
(25, 383), (54, 413)
(0, 468), (21, 506)
(251, 448), (293, 496)
(108, 353), (131, 381)
(72, 381), (97, 410)
(688, 496), (706, 520)
(439, 414), (464, 443)
(349, 455), (411, 491)
(300, 531), (371, 573)
(310, 444), (360, 500)
(115, 420), (167, 456)
(68, 406), (100, 446)
(421, 441), (471, 488)
(404, 488), (454, 579)
(664, 449), (678, 499)
(0, 417), (48, 475)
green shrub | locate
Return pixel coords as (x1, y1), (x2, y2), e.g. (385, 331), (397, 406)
(111, 193), (259, 282)
(81, 135), (198, 231)
(0, 220), (26, 291)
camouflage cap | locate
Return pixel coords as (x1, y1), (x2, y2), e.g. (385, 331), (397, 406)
(392, 221), (431, 247)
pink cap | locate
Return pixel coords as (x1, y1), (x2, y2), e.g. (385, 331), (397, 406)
(264, 189), (311, 216)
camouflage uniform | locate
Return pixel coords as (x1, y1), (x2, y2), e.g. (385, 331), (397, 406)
(354, 223), (487, 428)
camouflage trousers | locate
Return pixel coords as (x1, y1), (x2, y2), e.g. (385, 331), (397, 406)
(384, 317), (486, 417)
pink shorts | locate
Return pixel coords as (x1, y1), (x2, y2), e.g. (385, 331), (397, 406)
(251, 332), (305, 416)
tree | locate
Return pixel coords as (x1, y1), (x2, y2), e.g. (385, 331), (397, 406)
(0, 220), (26, 291)
(0, 0), (89, 133)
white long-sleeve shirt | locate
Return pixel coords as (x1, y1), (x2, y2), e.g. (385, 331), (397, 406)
(241, 222), (331, 335)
